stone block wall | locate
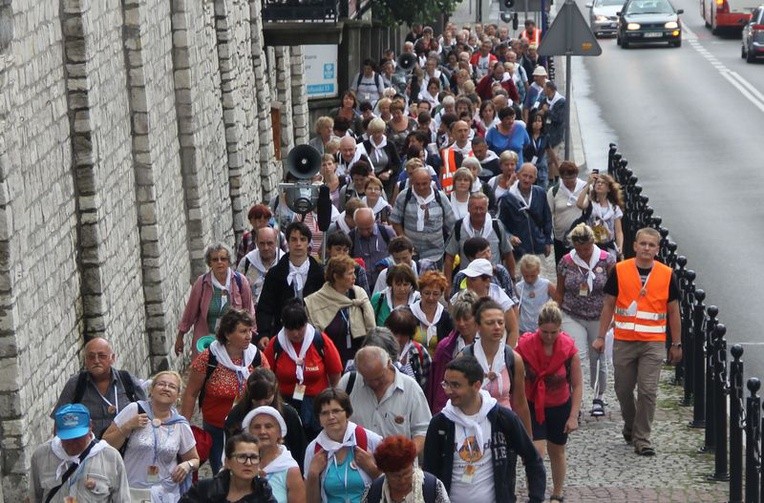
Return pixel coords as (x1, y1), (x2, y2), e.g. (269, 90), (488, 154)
(0, 0), (306, 497)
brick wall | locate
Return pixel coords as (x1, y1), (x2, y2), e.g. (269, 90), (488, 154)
(0, 0), (305, 496)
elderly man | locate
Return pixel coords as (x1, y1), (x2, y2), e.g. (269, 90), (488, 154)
(390, 168), (455, 266)
(52, 338), (146, 438)
(339, 346), (432, 453)
(593, 227), (682, 457)
(440, 120), (473, 194)
(445, 192), (515, 287)
(237, 226), (285, 306)
(32, 403), (130, 502)
(349, 207), (396, 287)
(524, 66), (549, 122)
(335, 135), (372, 178)
(498, 163), (553, 262)
(469, 38), (498, 79)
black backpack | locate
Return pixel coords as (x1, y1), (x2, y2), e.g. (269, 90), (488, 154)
(366, 471), (439, 503)
(452, 217), (503, 242)
(73, 369), (138, 405)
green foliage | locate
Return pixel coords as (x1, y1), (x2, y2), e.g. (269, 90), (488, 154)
(370, 0), (460, 26)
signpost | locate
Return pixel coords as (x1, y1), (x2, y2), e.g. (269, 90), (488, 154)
(538, 0), (601, 160)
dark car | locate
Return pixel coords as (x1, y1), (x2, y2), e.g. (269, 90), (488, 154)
(616, 0), (684, 48)
(741, 5), (764, 62)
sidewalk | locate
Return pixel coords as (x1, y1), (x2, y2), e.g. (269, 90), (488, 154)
(448, 3), (729, 501)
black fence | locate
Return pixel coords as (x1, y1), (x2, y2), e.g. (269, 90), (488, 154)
(262, 0), (340, 23)
(608, 143), (759, 503)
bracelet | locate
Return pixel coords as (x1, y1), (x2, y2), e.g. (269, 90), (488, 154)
(671, 342), (682, 348)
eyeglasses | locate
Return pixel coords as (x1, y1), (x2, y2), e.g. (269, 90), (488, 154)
(441, 380), (464, 390)
(232, 453), (260, 464)
(210, 256), (229, 263)
(319, 408), (346, 418)
(154, 381), (180, 391)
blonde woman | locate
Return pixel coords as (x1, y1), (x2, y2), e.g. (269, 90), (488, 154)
(103, 371), (200, 502)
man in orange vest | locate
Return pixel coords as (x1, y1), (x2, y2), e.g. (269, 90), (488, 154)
(439, 120), (473, 195)
(592, 227), (682, 457)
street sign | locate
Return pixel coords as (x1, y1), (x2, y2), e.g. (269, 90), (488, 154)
(538, 1), (602, 56)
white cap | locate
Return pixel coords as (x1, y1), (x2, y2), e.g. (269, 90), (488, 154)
(462, 258), (494, 278)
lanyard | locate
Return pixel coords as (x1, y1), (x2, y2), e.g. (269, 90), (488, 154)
(340, 308), (352, 349)
(151, 421), (169, 464)
(97, 383), (118, 413)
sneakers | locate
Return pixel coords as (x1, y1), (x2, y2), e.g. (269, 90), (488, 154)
(590, 398), (605, 417)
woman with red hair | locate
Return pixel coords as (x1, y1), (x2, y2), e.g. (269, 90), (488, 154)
(361, 435), (449, 503)
(410, 271), (454, 357)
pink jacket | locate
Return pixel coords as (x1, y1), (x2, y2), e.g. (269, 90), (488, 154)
(178, 270), (256, 355)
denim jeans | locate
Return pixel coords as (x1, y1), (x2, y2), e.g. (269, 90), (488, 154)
(203, 421), (225, 474)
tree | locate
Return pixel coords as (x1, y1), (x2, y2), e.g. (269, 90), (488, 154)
(370, 0), (460, 26)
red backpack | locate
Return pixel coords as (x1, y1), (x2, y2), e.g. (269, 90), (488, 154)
(314, 424), (368, 453)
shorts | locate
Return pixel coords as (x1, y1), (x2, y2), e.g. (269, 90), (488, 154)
(529, 399), (572, 445)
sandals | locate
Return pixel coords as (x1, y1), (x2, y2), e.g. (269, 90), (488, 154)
(635, 444), (656, 456)
(590, 398), (605, 417)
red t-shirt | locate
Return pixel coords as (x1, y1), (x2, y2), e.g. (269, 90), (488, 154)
(190, 349), (270, 428)
(264, 333), (343, 397)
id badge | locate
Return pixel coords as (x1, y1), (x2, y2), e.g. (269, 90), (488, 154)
(578, 282), (589, 297)
(531, 155), (538, 165)
(461, 464), (476, 483)
(293, 383), (306, 401)
(147, 464), (160, 483)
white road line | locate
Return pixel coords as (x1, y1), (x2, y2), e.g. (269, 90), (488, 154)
(683, 24), (764, 112)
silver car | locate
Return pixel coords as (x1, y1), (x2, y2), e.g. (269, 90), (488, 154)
(587, 0), (626, 36)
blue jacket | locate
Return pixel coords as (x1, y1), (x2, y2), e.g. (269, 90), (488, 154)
(498, 187), (553, 257)
(423, 403), (546, 503)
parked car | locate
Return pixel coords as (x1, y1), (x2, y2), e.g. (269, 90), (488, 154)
(741, 5), (764, 62)
(587, 0), (626, 36)
(616, 0), (684, 48)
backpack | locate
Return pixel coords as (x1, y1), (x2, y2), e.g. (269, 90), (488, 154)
(462, 343), (516, 395)
(452, 217), (503, 242)
(314, 423), (368, 453)
(344, 371), (358, 395)
(73, 369), (138, 405)
(366, 471), (439, 503)
(356, 72), (383, 93)
(118, 402), (144, 457)
(349, 223), (392, 250)
(198, 349), (263, 408)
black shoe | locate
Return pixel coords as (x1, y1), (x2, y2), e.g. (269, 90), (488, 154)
(622, 430), (632, 443)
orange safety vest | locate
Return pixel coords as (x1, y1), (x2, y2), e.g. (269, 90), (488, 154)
(520, 28), (542, 46)
(612, 259), (671, 342)
(440, 146), (473, 195)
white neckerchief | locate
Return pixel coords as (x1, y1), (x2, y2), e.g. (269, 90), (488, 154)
(368, 136), (388, 163)
(275, 324), (316, 384)
(509, 180), (532, 210)
(315, 421), (362, 460)
(462, 213), (495, 240)
(558, 178), (587, 206)
(473, 340), (507, 395)
(570, 245), (603, 293)
(592, 199), (615, 222)
(413, 190), (436, 232)
(547, 91), (564, 108)
(363, 195), (389, 216)
(452, 142), (473, 157)
(381, 467), (425, 503)
(52, 436), (108, 480)
(399, 340), (415, 365)
(245, 248), (284, 275)
(410, 301), (444, 346)
(441, 390), (497, 455)
(209, 340), (259, 384)
(210, 269), (233, 308)
(471, 179), (483, 193)
(287, 259), (310, 294)
(336, 215), (352, 234)
(383, 287), (419, 310)
(262, 445), (299, 474)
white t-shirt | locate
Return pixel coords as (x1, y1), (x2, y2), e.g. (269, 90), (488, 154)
(114, 402), (196, 491)
(450, 413), (495, 503)
(489, 283), (515, 311)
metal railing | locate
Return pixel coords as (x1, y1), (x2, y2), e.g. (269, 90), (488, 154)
(607, 143), (764, 502)
(262, 0), (340, 23)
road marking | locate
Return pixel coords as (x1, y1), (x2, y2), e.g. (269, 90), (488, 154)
(683, 25), (764, 113)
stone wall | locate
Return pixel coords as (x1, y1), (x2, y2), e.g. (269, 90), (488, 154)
(0, 0), (307, 497)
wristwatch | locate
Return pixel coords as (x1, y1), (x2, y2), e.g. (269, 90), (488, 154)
(670, 342), (682, 348)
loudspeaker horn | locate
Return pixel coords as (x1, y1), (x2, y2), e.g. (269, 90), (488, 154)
(285, 145), (322, 180)
(397, 53), (417, 72)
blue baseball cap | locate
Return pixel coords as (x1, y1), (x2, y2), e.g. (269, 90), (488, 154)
(55, 404), (91, 440)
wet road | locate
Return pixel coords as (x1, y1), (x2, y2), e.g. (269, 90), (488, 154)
(571, 0), (764, 379)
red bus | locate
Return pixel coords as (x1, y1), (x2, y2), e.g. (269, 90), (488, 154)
(700, 0), (758, 33)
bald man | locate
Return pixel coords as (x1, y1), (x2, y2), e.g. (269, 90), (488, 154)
(237, 226), (285, 306)
(335, 136), (372, 178)
(440, 120), (474, 194)
(51, 338), (146, 437)
(349, 207), (396, 287)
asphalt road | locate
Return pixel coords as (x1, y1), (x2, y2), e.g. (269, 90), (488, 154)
(572, 0), (764, 379)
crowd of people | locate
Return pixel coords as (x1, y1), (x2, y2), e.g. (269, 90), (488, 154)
(32, 19), (684, 503)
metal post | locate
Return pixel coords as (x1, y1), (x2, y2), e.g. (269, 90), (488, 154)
(607, 144), (617, 175)
(681, 270), (696, 404)
(691, 289), (706, 428)
(746, 378), (761, 503)
(563, 0), (573, 160)
(711, 324), (729, 481)
(729, 345), (744, 502)
(703, 305), (719, 451)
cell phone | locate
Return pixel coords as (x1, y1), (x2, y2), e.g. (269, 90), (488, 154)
(592, 169), (599, 174)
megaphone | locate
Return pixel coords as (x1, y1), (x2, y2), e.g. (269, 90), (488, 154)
(285, 144), (321, 180)
(196, 335), (216, 353)
(397, 53), (417, 72)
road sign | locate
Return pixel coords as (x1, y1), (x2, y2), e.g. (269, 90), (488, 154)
(538, 0), (602, 56)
